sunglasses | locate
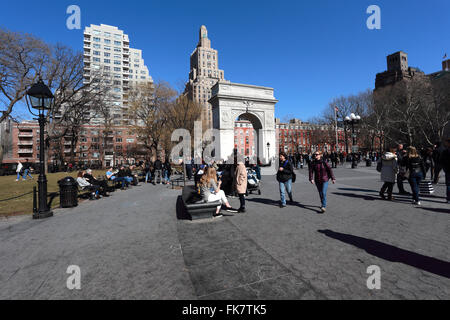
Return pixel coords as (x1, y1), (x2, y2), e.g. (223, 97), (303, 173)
(314, 154), (320, 156)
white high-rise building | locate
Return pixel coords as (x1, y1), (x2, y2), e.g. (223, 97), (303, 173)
(83, 24), (153, 125)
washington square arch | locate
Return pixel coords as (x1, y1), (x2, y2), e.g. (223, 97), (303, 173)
(209, 81), (278, 168)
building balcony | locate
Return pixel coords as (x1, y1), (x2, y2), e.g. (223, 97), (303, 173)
(18, 133), (33, 138)
(18, 149), (33, 154)
(18, 141), (33, 146)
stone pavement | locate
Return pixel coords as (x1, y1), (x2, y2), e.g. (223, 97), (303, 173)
(0, 166), (449, 300)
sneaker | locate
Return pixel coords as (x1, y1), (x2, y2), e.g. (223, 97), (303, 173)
(237, 208), (246, 213)
(416, 201), (421, 206)
(379, 192), (386, 200)
(213, 213), (223, 218)
(225, 207), (238, 213)
(280, 204), (287, 208)
(320, 207), (326, 213)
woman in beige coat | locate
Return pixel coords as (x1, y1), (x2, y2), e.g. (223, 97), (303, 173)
(235, 161), (248, 213)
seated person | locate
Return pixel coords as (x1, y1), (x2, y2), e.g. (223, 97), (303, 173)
(76, 171), (100, 199)
(129, 165), (140, 185)
(118, 165), (133, 189)
(199, 167), (238, 217)
(106, 167), (126, 189)
(83, 169), (109, 196)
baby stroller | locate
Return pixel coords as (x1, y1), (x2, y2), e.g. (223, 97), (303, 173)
(246, 168), (261, 195)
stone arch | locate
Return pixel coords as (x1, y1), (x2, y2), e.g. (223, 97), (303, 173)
(209, 81), (278, 165)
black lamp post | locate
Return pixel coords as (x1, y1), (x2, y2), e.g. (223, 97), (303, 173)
(266, 142), (270, 165)
(344, 113), (361, 169)
(26, 79), (54, 219)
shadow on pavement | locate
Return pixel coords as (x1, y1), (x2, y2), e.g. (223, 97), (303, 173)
(292, 202), (322, 214)
(246, 197), (280, 207)
(332, 192), (380, 201)
(338, 188), (378, 193)
(418, 207), (450, 215)
(318, 229), (450, 279)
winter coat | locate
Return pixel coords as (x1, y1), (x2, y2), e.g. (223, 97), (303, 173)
(277, 160), (293, 183)
(405, 156), (426, 177)
(379, 152), (398, 183)
(16, 163), (23, 173)
(235, 163), (247, 194)
(308, 159), (335, 184)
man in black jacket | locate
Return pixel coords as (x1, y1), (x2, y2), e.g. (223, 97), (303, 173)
(277, 152), (294, 208)
(153, 158), (163, 185)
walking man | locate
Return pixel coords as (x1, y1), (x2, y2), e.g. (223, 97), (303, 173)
(277, 152), (294, 208)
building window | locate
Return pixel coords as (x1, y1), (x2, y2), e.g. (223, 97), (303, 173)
(93, 37), (100, 42)
(104, 39), (111, 44)
(114, 41), (121, 45)
(116, 138), (122, 143)
(104, 59), (110, 64)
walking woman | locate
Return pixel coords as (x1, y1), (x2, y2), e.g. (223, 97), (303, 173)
(277, 152), (294, 208)
(309, 151), (335, 213)
(378, 148), (398, 201)
(200, 167), (238, 217)
(234, 161), (247, 213)
(405, 146), (426, 205)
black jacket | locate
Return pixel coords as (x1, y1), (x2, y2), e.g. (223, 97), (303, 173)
(154, 160), (162, 170)
(405, 156), (426, 176)
(277, 160), (293, 183)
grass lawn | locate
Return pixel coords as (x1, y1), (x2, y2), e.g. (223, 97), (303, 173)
(0, 170), (105, 217)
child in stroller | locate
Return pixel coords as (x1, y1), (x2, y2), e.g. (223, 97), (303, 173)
(246, 167), (261, 195)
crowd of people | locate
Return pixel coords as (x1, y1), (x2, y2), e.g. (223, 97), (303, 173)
(377, 140), (450, 205)
(12, 138), (450, 214)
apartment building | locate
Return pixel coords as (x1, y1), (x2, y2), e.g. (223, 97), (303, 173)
(83, 24), (153, 126)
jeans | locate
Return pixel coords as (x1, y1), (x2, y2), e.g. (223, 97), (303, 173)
(279, 179), (293, 206)
(145, 171), (151, 183)
(154, 170), (162, 183)
(164, 170), (170, 183)
(23, 169), (32, 179)
(409, 172), (423, 202)
(16, 173), (22, 180)
(113, 177), (126, 188)
(316, 181), (329, 208)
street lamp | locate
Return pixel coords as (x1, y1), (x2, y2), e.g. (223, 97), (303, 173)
(266, 142), (270, 165)
(344, 113), (361, 169)
(26, 79), (54, 219)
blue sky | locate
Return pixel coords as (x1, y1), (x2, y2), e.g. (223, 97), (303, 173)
(1, 0), (449, 121)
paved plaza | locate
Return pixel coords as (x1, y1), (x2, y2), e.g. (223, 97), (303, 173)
(0, 165), (448, 300)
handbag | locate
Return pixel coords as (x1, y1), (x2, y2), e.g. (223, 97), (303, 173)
(376, 161), (382, 172)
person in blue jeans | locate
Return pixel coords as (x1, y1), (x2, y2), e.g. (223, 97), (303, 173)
(309, 151), (336, 213)
(277, 152), (294, 208)
(405, 146), (426, 205)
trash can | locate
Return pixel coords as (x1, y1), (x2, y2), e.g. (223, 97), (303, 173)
(58, 177), (78, 208)
(366, 159), (372, 167)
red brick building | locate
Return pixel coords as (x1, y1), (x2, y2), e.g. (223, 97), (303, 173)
(3, 121), (147, 167)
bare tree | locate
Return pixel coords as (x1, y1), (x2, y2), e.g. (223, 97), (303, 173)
(0, 28), (50, 123)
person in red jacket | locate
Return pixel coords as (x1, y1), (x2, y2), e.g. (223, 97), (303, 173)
(309, 151), (336, 213)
